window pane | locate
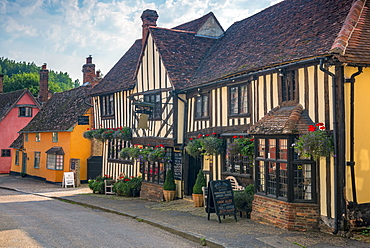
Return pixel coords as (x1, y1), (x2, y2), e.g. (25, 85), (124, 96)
(256, 161), (265, 193)
(56, 155), (63, 170)
(15, 151), (19, 165)
(34, 152), (40, 169)
(267, 162), (277, 196)
(47, 154), (56, 169)
(267, 139), (276, 159)
(278, 163), (287, 198)
(52, 132), (58, 142)
(240, 85), (248, 114)
(196, 96), (202, 117)
(230, 87), (238, 114)
(202, 95), (208, 117)
(278, 139), (288, 160)
(257, 139), (265, 158)
(293, 163), (312, 200)
(36, 133), (41, 142)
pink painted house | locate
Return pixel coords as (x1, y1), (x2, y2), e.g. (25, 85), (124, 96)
(0, 75), (41, 173)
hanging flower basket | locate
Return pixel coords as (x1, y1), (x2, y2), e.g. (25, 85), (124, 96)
(202, 136), (224, 155)
(148, 146), (166, 162)
(101, 130), (115, 140)
(185, 139), (204, 158)
(294, 123), (334, 161)
(120, 147), (131, 160)
(83, 130), (95, 140)
(229, 137), (255, 159)
(112, 127), (131, 141)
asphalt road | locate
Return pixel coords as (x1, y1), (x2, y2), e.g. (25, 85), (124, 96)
(0, 188), (202, 248)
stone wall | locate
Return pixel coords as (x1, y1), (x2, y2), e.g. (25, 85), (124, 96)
(251, 194), (319, 231)
(140, 182), (164, 201)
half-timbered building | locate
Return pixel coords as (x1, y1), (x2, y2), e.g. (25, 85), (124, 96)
(91, 0), (370, 232)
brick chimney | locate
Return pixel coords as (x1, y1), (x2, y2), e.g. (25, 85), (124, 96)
(82, 55), (95, 85)
(141, 10), (158, 47)
(0, 74), (3, 93)
(90, 70), (102, 87)
(39, 63), (49, 103)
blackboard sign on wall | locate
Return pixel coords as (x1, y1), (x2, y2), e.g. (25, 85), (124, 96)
(173, 152), (182, 180)
(207, 180), (237, 223)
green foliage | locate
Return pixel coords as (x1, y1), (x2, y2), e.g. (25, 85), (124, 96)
(295, 123), (334, 161)
(234, 184), (254, 216)
(0, 57), (74, 96)
(113, 176), (142, 197)
(88, 175), (113, 194)
(202, 136), (224, 155)
(192, 169), (206, 194)
(200, 237), (207, 246)
(185, 135), (224, 157)
(163, 169), (176, 191)
(227, 137), (254, 160)
(185, 139), (204, 158)
(83, 127), (132, 142)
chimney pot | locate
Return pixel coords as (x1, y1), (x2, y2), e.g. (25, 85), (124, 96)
(42, 63), (47, 70)
(86, 55), (92, 64)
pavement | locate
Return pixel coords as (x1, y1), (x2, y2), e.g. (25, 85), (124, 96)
(1, 175), (369, 248)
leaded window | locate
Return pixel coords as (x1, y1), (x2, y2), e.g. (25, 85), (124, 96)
(282, 70), (297, 102)
(100, 94), (115, 117)
(46, 154), (63, 170)
(144, 93), (161, 119)
(52, 132), (58, 143)
(195, 94), (209, 118)
(229, 84), (249, 115)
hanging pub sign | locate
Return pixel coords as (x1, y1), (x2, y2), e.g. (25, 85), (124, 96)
(78, 116), (89, 125)
(207, 180), (237, 223)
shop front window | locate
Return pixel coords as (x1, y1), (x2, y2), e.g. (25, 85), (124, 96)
(255, 136), (316, 202)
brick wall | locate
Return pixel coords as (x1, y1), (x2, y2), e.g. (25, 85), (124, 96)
(140, 182), (164, 201)
(251, 194), (319, 231)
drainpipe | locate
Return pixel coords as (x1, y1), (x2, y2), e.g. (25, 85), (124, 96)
(319, 59), (340, 234)
(345, 67), (363, 204)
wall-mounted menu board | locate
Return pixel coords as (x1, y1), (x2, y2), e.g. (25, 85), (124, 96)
(207, 180), (237, 223)
(173, 152), (182, 180)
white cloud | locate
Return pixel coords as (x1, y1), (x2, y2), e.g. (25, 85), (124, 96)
(0, 0), (278, 82)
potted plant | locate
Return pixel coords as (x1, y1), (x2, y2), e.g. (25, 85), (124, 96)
(192, 169), (206, 207)
(234, 184), (254, 218)
(163, 169), (176, 201)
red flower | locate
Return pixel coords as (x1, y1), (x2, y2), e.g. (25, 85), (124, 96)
(233, 135), (238, 138)
(250, 138), (254, 142)
(197, 134), (203, 138)
(190, 138), (193, 140)
(87, 128), (90, 130)
(124, 178), (130, 181)
(160, 144), (164, 148)
(320, 126), (326, 130)
(239, 136), (243, 138)
(316, 123), (324, 127)
(212, 132), (217, 135)
(205, 134), (210, 136)
(308, 125), (316, 132)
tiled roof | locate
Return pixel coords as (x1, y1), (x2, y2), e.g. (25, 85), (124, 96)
(89, 39), (142, 96)
(9, 134), (23, 149)
(21, 86), (92, 132)
(172, 12), (215, 32)
(331, 0), (370, 64)
(0, 89), (29, 122)
(150, 27), (217, 89)
(193, 0), (353, 85)
(248, 104), (314, 135)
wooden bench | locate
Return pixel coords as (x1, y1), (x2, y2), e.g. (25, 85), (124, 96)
(226, 176), (245, 191)
(105, 180), (116, 195)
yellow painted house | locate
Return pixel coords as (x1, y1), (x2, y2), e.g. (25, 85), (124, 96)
(10, 85), (93, 184)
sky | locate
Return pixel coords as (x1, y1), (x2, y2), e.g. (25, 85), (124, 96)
(0, 0), (283, 84)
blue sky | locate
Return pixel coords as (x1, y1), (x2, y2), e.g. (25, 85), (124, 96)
(0, 0), (282, 83)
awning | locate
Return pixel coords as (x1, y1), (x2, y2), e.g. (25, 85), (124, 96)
(45, 146), (65, 155)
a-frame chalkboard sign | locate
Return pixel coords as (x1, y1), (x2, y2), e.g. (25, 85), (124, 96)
(207, 180), (237, 223)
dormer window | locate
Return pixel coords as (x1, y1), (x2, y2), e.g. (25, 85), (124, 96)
(19, 107), (32, 117)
